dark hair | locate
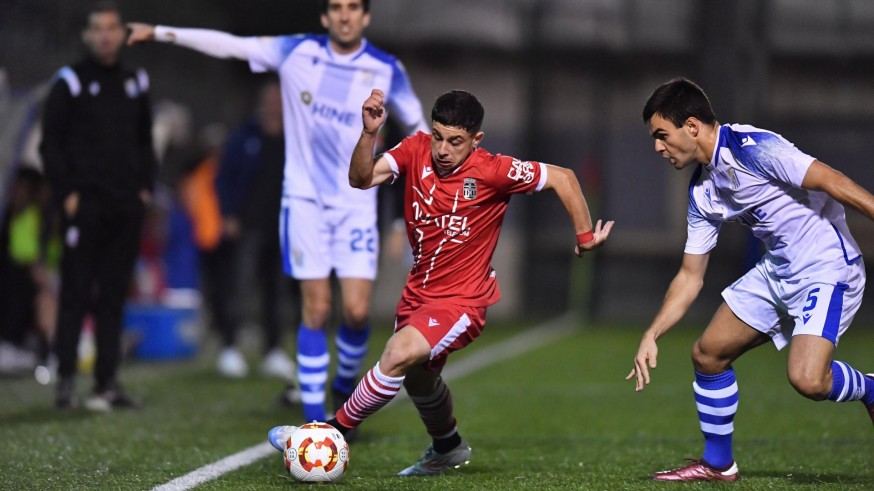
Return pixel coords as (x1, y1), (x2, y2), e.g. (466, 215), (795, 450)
(431, 90), (485, 134)
(89, 1), (121, 17)
(320, 0), (370, 14)
(642, 78), (717, 128)
(86, 1), (121, 25)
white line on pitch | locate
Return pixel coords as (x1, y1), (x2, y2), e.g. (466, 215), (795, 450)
(151, 313), (579, 491)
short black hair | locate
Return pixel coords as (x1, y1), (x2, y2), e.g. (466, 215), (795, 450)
(85, 1), (121, 27)
(431, 90), (485, 134)
(642, 78), (717, 128)
(320, 0), (370, 14)
(88, 1), (121, 19)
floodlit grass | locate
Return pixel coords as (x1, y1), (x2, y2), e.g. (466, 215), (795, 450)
(1, 320), (872, 490)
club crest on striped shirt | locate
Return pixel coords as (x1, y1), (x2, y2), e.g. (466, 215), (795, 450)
(463, 178), (477, 200)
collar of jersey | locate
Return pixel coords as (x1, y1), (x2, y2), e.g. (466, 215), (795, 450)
(325, 38), (368, 62)
(707, 124), (725, 168)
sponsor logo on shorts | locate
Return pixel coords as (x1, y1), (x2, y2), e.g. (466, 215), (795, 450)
(293, 248), (304, 267)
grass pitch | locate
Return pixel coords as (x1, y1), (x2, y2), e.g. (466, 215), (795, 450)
(1, 320), (872, 490)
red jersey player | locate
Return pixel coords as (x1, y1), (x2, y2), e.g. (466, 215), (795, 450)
(267, 89), (613, 476)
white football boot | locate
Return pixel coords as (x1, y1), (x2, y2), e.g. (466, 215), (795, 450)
(217, 347), (248, 378)
(260, 348), (295, 380)
(267, 425), (299, 452)
(397, 440), (471, 476)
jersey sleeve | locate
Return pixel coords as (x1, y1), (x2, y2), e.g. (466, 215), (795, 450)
(385, 61), (428, 134)
(383, 133), (424, 180)
(247, 35), (309, 73)
(735, 132), (816, 187)
(154, 26), (269, 67)
(684, 204), (721, 255)
(490, 156), (546, 195)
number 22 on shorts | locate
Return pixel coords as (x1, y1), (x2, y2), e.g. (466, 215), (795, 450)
(350, 228), (375, 253)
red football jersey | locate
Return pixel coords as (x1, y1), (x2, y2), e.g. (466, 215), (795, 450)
(384, 132), (547, 306)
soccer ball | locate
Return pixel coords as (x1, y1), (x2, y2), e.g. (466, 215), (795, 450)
(283, 422), (349, 482)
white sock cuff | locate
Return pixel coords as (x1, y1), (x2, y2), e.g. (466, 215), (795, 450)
(373, 362), (405, 388)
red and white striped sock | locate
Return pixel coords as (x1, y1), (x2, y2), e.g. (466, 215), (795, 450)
(336, 362), (404, 429)
(410, 376), (457, 438)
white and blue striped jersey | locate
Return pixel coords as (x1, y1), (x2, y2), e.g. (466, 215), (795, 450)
(685, 124), (861, 278)
(246, 34), (426, 210)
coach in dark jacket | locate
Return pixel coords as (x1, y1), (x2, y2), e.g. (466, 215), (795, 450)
(40, 2), (156, 411)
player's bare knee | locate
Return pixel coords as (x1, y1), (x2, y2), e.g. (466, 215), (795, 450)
(341, 304), (369, 328)
(787, 368), (830, 400)
(378, 346), (416, 377)
(378, 343), (409, 374)
(380, 333), (427, 377)
(302, 303), (331, 329)
(691, 341), (729, 373)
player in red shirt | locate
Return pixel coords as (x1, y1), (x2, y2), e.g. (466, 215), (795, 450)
(268, 89), (613, 476)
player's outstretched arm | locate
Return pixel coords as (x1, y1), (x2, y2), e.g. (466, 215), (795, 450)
(626, 252), (709, 391)
(541, 164), (614, 256)
(350, 89), (394, 189)
(801, 160), (874, 221)
(127, 22), (265, 61)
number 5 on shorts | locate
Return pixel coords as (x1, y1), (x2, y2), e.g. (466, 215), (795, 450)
(803, 288), (820, 313)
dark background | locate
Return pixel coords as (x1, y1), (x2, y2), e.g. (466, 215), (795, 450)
(3, 0), (874, 324)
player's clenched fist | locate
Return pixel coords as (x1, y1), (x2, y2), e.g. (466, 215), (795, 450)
(361, 89), (386, 135)
(126, 23), (156, 45)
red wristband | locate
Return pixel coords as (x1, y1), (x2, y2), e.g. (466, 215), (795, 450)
(576, 231), (594, 245)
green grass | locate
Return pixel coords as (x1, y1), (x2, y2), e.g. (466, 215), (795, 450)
(1, 320), (872, 490)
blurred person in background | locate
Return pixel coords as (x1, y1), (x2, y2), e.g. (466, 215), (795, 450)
(40, 2), (156, 410)
(628, 78), (874, 481)
(127, 0), (427, 425)
(0, 167), (59, 374)
(175, 122), (224, 316)
(210, 79), (300, 382)
(149, 100), (197, 304)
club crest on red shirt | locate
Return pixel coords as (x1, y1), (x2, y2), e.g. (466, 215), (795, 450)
(463, 178), (477, 200)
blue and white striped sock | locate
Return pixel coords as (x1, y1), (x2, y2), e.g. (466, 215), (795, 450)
(694, 369), (738, 469)
(297, 325), (329, 422)
(827, 360), (874, 406)
(332, 324), (370, 396)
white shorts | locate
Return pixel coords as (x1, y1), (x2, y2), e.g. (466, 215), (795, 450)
(279, 197), (379, 280)
(722, 259), (866, 350)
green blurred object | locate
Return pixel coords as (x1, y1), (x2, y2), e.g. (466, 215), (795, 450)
(8, 205), (40, 264)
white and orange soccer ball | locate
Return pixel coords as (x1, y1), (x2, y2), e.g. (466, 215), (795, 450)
(283, 422), (349, 482)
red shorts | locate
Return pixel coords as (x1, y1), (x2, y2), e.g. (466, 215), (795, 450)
(394, 298), (488, 371)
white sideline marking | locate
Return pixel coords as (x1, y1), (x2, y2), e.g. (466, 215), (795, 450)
(152, 314), (579, 491)
(152, 443), (275, 491)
